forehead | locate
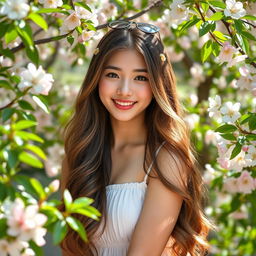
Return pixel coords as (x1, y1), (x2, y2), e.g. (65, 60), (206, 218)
(105, 49), (147, 68)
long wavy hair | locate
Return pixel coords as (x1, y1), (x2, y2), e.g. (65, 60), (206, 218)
(60, 26), (213, 256)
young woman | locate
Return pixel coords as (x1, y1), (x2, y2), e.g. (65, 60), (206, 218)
(60, 20), (212, 256)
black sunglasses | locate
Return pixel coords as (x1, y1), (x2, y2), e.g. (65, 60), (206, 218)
(108, 20), (160, 34)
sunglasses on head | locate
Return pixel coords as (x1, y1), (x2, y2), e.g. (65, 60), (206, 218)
(108, 20), (160, 34)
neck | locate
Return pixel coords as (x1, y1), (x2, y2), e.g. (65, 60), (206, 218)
(111, 115), (147, 150)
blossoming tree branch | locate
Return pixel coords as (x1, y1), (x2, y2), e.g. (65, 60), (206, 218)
(0, 0), (256, 255)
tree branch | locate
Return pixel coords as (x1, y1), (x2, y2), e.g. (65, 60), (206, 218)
(208, 5), (256, 68)
(8, 0), (163, 54)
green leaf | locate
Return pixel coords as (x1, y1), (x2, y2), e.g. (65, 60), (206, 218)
(230, 143), (242, 160)
(242, 15), (256, 21)
(240, 113), (251, 125)
(213, 31), (228, 41)
(2, 108), (15, 122)
(15, 131), (44, 143)
(13, 120), (37, 130)
(74, 2), (92, 12)
(30, 178), (46, 199)
(208, 12), (224, 21)
(0, 183), (8, 201)
(53, 220), (68, 244)
(19, 151), (43, 168)
(40, 205), (63, 220)
(212, 41), (220, 56)
(0, 80), (13, 90)
(18, 100), (35, 111)
(248, 115), (256, 131)
(199, 21), (214, 37)
(215, 124), (237, 133)
(209, 0), (226, 9)
(15, 23), (39, 65)
(25, 45), (39, 66)
(201, 40), (212, 63)
(70, 207), (100, 221)
(179, 17), (201, 33)
(6, 149), (19, 168)
(14, 175), (39, 198)
(24, 144), (47, 160)
(0, 22), (10, 39)
(234, 20), (244, 33)
(5, 24), (18, 44)
(32, 95), (50, 113)
(72, 197), (94, 209)
(219, 133), (237, 141)
(63, 189), (72, 210)
(15, 24), (33, 47)
(66, 216), (88, 242)
(28, 13), (48, 31)
(0, 219), (8, 239)
(246, 134), (256, 140)
(36, 8), (68, 14)
(85, 22), (96, 31)
(240, 31), (256, 41)
(236, 33), (250, 56)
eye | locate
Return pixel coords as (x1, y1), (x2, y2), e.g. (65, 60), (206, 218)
(106, 72), (118, 78)
(135, 75), (148, 82)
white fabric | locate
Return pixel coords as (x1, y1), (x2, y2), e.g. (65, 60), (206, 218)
(94, 142), (166, 256)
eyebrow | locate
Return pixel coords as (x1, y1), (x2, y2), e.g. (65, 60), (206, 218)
(104, 65), (148, 73)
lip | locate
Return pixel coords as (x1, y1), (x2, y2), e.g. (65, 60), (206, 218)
(112, 99), (136, 103)
(112, 99), (137, 110)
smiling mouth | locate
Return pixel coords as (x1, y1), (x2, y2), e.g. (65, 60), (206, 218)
(112, 99), (137, 106)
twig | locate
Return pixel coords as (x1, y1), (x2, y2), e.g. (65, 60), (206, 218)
(8, 0), (163, 54)
(195, 3), (222, 46)
(207, 5), (256, 68)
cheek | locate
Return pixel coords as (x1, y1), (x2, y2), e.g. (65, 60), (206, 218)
(137, 85), (153, 102)
(98, 79), (112, 100)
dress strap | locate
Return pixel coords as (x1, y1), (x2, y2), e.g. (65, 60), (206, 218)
(143, 141), (166, 183)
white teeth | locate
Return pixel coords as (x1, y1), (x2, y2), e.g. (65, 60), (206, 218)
(114, 100), (135, 106)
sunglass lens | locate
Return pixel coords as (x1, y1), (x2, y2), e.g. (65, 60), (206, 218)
(109, 21), (128, 29)
(138, 23), (159, 33)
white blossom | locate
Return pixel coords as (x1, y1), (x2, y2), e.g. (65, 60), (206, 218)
(224, 0), (246, 19)
(18, 63), (54, 95)
(0, 239), (26, 256)
(169, 0), (189, 25)
(0, 0), (30, 20)
(244, 145), (256, 167)
(184, 113), (199, 130)
(220, 101), (241, 123)
(207, 95), (222, 118)
(38, 0), (63, 8)
(78, 30), (96, 43)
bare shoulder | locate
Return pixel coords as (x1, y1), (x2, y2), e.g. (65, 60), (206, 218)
(150, 144), (188, 192)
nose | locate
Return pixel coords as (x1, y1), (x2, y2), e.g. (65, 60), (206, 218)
(116, 78), (132, 96)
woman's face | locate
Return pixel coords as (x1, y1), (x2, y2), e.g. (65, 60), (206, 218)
(98, 48), (153, 122)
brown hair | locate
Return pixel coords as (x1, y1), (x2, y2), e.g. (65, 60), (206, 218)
(60, 26), (213, 256)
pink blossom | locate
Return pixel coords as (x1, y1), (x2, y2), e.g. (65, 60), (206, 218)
(218, 42), (237, 63)
(63, 11), (81, 31)
(6, 198), (47, 246)
(237, 170), (255, 194)
(223, 177), (238, 193)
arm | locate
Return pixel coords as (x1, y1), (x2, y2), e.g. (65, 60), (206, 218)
(127, 148), (187, 256)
